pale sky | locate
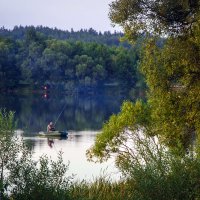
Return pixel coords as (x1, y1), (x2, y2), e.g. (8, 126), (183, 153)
(0, 0), (122, 32)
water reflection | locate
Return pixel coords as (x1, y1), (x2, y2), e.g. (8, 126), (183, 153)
(0, 90), (132, 133)
(47, 138), (55, 148)
(24, 131), (120, 181)
(0, 89), (140, 180)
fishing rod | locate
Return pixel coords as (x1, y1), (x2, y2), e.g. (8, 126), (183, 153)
(54, 103), (67, 126)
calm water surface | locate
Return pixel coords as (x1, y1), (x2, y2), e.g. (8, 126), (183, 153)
(0, 89), (136, 180)
(23, 131), (119, 181)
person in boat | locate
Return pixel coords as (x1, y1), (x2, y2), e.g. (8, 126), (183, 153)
(47, 121), (55, 132)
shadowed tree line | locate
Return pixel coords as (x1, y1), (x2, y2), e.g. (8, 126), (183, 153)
(0, 26), (147, 92)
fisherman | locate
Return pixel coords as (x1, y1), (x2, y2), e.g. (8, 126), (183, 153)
(47, 121), (55, 132)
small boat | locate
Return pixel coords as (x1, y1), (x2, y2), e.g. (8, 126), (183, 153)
(38, 130), (68, 137)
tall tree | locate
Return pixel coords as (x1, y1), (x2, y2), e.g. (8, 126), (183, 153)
(87, 0), (200, 166)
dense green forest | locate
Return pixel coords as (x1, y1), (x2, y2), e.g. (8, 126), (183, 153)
(0, 26), (144, 92)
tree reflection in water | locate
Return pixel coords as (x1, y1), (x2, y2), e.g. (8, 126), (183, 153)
(0, 89), (133, 134)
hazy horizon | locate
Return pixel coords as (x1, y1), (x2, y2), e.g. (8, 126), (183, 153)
(0, 24), (123, 34)
(0, 0), (122, 33)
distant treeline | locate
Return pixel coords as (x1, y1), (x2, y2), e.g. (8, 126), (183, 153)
(0, 26), (145, 92)
(0, 26), (130, 47)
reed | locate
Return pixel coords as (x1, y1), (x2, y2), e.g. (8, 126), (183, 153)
(69, 177), (130, 200)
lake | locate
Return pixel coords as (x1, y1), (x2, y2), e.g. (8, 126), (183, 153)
(0, 88), (138, 181)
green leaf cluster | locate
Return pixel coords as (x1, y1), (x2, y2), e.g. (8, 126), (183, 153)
(109, 0), (200, 38)
(7, 151), (73, 200)
(140, 34), (200, 148)
(86, 100), (151, 164)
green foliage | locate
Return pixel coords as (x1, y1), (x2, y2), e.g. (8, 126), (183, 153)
(8, 151), (72, 200)
(0, 109), (20, 198)
(0, 108), (15, 134)
(0, 26), (128, 47)
(123, 134), (200, 200)
(109, 0), (200, 39)
(0, 109), (73, 199)
(69, 177), (130, 200)
(0, 27), (143, 91)
(88, 118), (200, 200)
(87, 100), (151, 164)
(0, 37), (21, 89)
(139, 34), (200, 149)
(104, 0), (200, 153)
(85, 130), (200, 200)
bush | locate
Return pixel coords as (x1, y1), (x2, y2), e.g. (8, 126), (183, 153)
(7, 151), (73, 200)
(120, 132), (200, 200)
(0, 109), (73, 200)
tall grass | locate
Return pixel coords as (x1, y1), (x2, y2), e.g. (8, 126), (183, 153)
(69, 177), (130, 200)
